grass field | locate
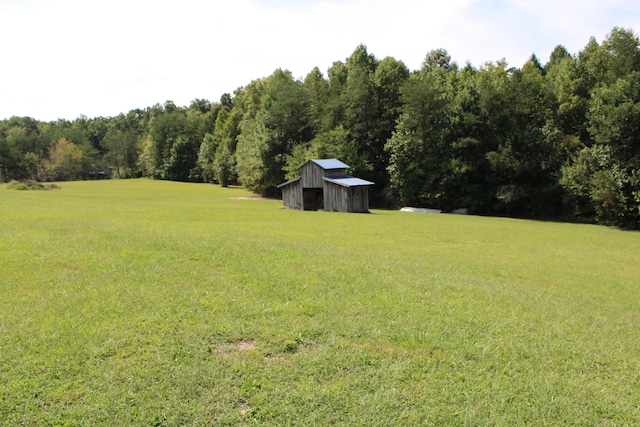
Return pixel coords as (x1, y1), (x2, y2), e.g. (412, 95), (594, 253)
(1, 179), (639, 426)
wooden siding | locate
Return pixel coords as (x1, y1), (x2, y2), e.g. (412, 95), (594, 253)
(324, 168), (347, 178)
(281, 179), (303, 210)
(300, 161), (347, 188)
(323, 182), (370, 213)
(300, 162), (323, 188)
(323, 182), (345, 212)
(347, 187), (369, 213)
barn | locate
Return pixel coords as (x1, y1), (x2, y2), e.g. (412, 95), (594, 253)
(277, 159), (374, 213)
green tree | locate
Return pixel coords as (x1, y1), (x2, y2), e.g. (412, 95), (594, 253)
(103, 126), (140, 178)
(342, 45), (378, 182)
(198, 104), (241, 185)
(601, 27), (640, 83)
(545, 45), (586, 137)
(0, 136), (20, 182)
(213, 142), (235, 187)
(165, 136), (200, 181)
(41, 138), (86, 181)
(236, 117), (268, 194)
(0, 133), (30, 181)
(323, 61), (348, 131)
(85, 117), (109, 154)
(441, 64), (492, 211)
(561, 145), (631, 225)
(566, 71), (640, 227)
(197, 132), (219, 183)
(303, 67), (330, 135)
(588, 72), (640, 165)
(146, 110), (184, 178)
(0, 118), (48, 180)
(385, 54), (453, 207)
(144, 101), (207, 181)
(235, 70), (311, 195)
(486, 56), (562, 217)
(372, 56), (410, 203)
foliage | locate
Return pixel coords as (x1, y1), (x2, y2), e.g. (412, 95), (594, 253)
(212, 141), (235, 187)
(5, 179), (59, 190)
(386, 55), (453, 207)
(40, 138), (87, 181)
(561, 145), (633, 225)
(234, 69), (312, 195)
(103, 126), (141, 178)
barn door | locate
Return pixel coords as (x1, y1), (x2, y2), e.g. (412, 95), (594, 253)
(303, 188), (323, 211)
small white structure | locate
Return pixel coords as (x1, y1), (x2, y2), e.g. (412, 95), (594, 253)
(400, 207), (442, 213)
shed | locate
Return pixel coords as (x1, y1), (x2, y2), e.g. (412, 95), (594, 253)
(277, 159), (374, 213)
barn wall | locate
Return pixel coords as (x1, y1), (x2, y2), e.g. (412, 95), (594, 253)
(323, 182), (348, 212)
(324, 168), (347, 178)
(323, 183), (370, 212)
(300, 162), (347, 187)
(300, 162), (325, 188)
(347, 187), (370, 213)
(282, 179), (303, 210)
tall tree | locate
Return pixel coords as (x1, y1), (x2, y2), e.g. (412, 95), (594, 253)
(372, 56), (410, 203)
(103, 125), (140, 178)
(578, 71), (640, 226)
(386, 51), (454, 207)
(303, 67), (330, 136)
(545, 45), (585, 138)
(142, 101), (208, 181)
(41, 138), (87, 181)
(601, 27), (640, 83)
(0, 135), (24, 182)
(236, 70), (311, 195)
(342, 45), (379, 182)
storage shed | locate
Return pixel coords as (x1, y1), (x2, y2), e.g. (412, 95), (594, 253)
(277, 159), (374, 213)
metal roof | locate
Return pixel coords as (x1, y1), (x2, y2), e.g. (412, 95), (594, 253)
(310, 159), (350, 170)
(323, 176), (374, 187)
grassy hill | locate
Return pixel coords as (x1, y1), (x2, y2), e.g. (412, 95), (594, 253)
(1, 179), (639, 426)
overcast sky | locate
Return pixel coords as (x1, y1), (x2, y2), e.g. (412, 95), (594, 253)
(1, 0), (640, 122)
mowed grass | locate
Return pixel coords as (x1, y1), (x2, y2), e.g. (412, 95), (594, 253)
(1, 179), (639, 426)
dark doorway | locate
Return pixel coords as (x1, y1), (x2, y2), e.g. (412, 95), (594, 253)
(303, 188), (323, 211)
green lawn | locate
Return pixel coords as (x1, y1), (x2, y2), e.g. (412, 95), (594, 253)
(1, 179), (639, 426)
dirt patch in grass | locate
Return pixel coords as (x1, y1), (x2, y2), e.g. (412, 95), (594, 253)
(216, 340), (257, 355)
(236, 340), (257, 351)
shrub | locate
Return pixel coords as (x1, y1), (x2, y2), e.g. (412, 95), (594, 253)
(5, 180), (60, 190)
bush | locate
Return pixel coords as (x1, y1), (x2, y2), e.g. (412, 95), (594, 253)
(5, 180), (60, 190)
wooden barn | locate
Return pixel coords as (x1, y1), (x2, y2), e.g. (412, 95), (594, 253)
(277, 159), (374, 213)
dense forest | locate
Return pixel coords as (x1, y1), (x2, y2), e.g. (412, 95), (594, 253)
(2, 27), (640, 228)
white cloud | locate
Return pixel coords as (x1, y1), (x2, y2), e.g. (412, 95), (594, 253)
(1, 0), (639, 121)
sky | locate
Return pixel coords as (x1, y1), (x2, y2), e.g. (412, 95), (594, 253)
(1, 0), (640, 122)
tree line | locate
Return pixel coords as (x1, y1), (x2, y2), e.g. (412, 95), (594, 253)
(2, 27), (640, 228)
